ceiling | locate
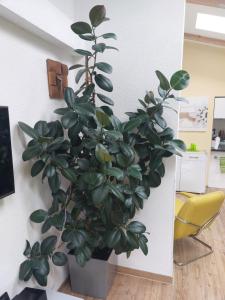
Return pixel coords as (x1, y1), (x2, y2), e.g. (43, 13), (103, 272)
(185, 3), (225, 41)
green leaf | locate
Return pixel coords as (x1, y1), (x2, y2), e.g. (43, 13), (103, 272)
(31, 242), (41, 257)
(19, 260), (32, 281)
(135, 186), (148, 199)
(74, 49), (93, 56)
(97, 93), (114, 105)
(82, 172), (105, 189)
(33, 271), (47, 287)
(95, 62), (113, 74)
(78, 158), (90, 171)
(45, 164), (56, 178)
(83, 83), (95, 97)
(54, 108), (70, 116)
(30, 210), (47, 223)
(22, 144), (42, 161)
(139, 236), (148, 255)
(31, 160), (45, 177)
(75, 103), (95, 116)
(104, 167), (124, 180)
(61, 112), (78, 129)
(155, 70), (170, 91)
(69, 64), (84, 71)
(127, 221), (146, 234)
(120, 143), (134, 158)
(96, 109), (111, 127)
(89, 5), (106, 27)
(71, 22), (92, 34)
(92, 184), (109, 205)
(52, 252), (68, 266)
(170, 139), (186, 151)
(102, 33), (117, 40)
(61, 168), (77, 183)
(107, 228), (121, 247)
(126, 231), (139, 248)
(34, 121), (49, 137)
(75, 68), (86, 84)
(105, 130), (123, 141)
(95, 74), (113, 92)
(42, 218), (52, 234)
(79, 34), (95, 41)
(23, 240), (31, 257)
(124, 117), (143, 132)
(18, 122), (38, 139)
(108, 183), (125, 201)
(105, 46), (119, 51)
(145, 91), (156, 104)
(41, 236), (57, 255)
(92, 43), (106, 53)
(95, 144), (112, 163)
(48, 173), (60, 193)
(149, 171), (161, 187)
(170, 70), (190, 91)
(53, 157), (69, 169)
(127, 165), (142, 180)
(64, 87), (75, 108)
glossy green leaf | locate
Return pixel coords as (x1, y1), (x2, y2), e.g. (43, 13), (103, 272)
(139, 236), (148, 255)
(64, 87), (75, 108)
(52, 252), (68, 266)
(105, 46), (119, 51)
(155, 70), (170, 91)
(127, 165), (142, 180)
(104, 167), (124, 180)
(108, 183), (125, 201)
(107, 228), (121, 247)
(101, 33), (117, 40)
(95, 62), (113, 74)
(95, 144), (112, 163)
(75, 69), (86, 84)
(41, 236), (57, 255)
(33, 272), (47, 287)
(82, 172), (105, 189)
(79, 34), (95, 41)
(96, 109), (111, 127)
(92, 43), (106, 53)
(69, 64), (84, 71)
(31, 160), (45, 177)
(124, 117), (143, 132)
(48, 173), (60, 193)
(149, 171), (161, 187)
(135, 186), (148, 199)
(61, 168), (77, 183)
(74, 49), (93, 56)
(95, 74), (113, 92)
(23, 240), (31, 257)
(170, 139), (186, 151)
(31, 242), (41, 257)
(45, 164), (56, 178)
(71, 22), (92, 34)
(18, 122), (38, 139)
(30, 210), (48, 223)
(89, 5), (106, 27)
(22, 144), (42, 161)
(127, 221), (146, 234)
(92, 184), (109, 205)
(97, 93), (114, 105)
(170, 70), (190, 91)
(19, 260), (32, 281)
(62, 112), (78, 129)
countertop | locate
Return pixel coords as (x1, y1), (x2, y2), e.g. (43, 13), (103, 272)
(211, 148), (225, 152)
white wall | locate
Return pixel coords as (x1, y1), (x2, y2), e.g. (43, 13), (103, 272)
(72, 0), (185, 278)
(0, 15), (79, 298)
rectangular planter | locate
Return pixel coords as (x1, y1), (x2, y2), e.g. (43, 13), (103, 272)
(68, 249), (117, 299)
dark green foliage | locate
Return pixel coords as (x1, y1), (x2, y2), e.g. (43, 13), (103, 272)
(19, 5), (189, 287)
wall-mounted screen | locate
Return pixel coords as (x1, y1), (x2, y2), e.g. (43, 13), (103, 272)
(0, 107), (15, 199)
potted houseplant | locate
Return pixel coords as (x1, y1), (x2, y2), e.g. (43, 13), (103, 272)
(18, 5), (189, 299)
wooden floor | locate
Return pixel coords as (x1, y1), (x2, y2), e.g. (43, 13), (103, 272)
(60, 189), (225, 300)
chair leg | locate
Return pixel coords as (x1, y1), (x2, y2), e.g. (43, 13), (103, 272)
(174, 236), (213, 266)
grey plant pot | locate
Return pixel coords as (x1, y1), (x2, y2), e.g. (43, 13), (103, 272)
(68, 249), (117, 299)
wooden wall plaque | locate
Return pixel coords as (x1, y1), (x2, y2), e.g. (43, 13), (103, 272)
(46, 59), (68, 99)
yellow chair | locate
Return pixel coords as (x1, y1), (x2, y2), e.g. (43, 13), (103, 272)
(174, 191), (225, 266)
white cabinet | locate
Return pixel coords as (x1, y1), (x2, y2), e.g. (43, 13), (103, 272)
(208, 151), (225, 188)
(214, 97), (225, 119)
(176, 152), (207, 193)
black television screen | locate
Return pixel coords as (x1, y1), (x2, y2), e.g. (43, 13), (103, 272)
(0, 107), (15, 199)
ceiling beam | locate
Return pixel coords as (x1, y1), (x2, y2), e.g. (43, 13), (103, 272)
(184, 33), (225, 47)
(186, 0), (225, 8)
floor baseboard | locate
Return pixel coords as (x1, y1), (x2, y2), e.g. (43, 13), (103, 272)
(116, 266), (173, 284)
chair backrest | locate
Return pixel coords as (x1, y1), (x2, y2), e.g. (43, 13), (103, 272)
(174, 191), (225, 240)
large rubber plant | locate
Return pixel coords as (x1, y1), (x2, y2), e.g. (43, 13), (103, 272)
(18, 5), (189, 286)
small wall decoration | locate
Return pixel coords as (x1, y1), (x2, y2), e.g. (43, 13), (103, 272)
(179, 96), (208, 131)
(46, 59), (68, 99)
